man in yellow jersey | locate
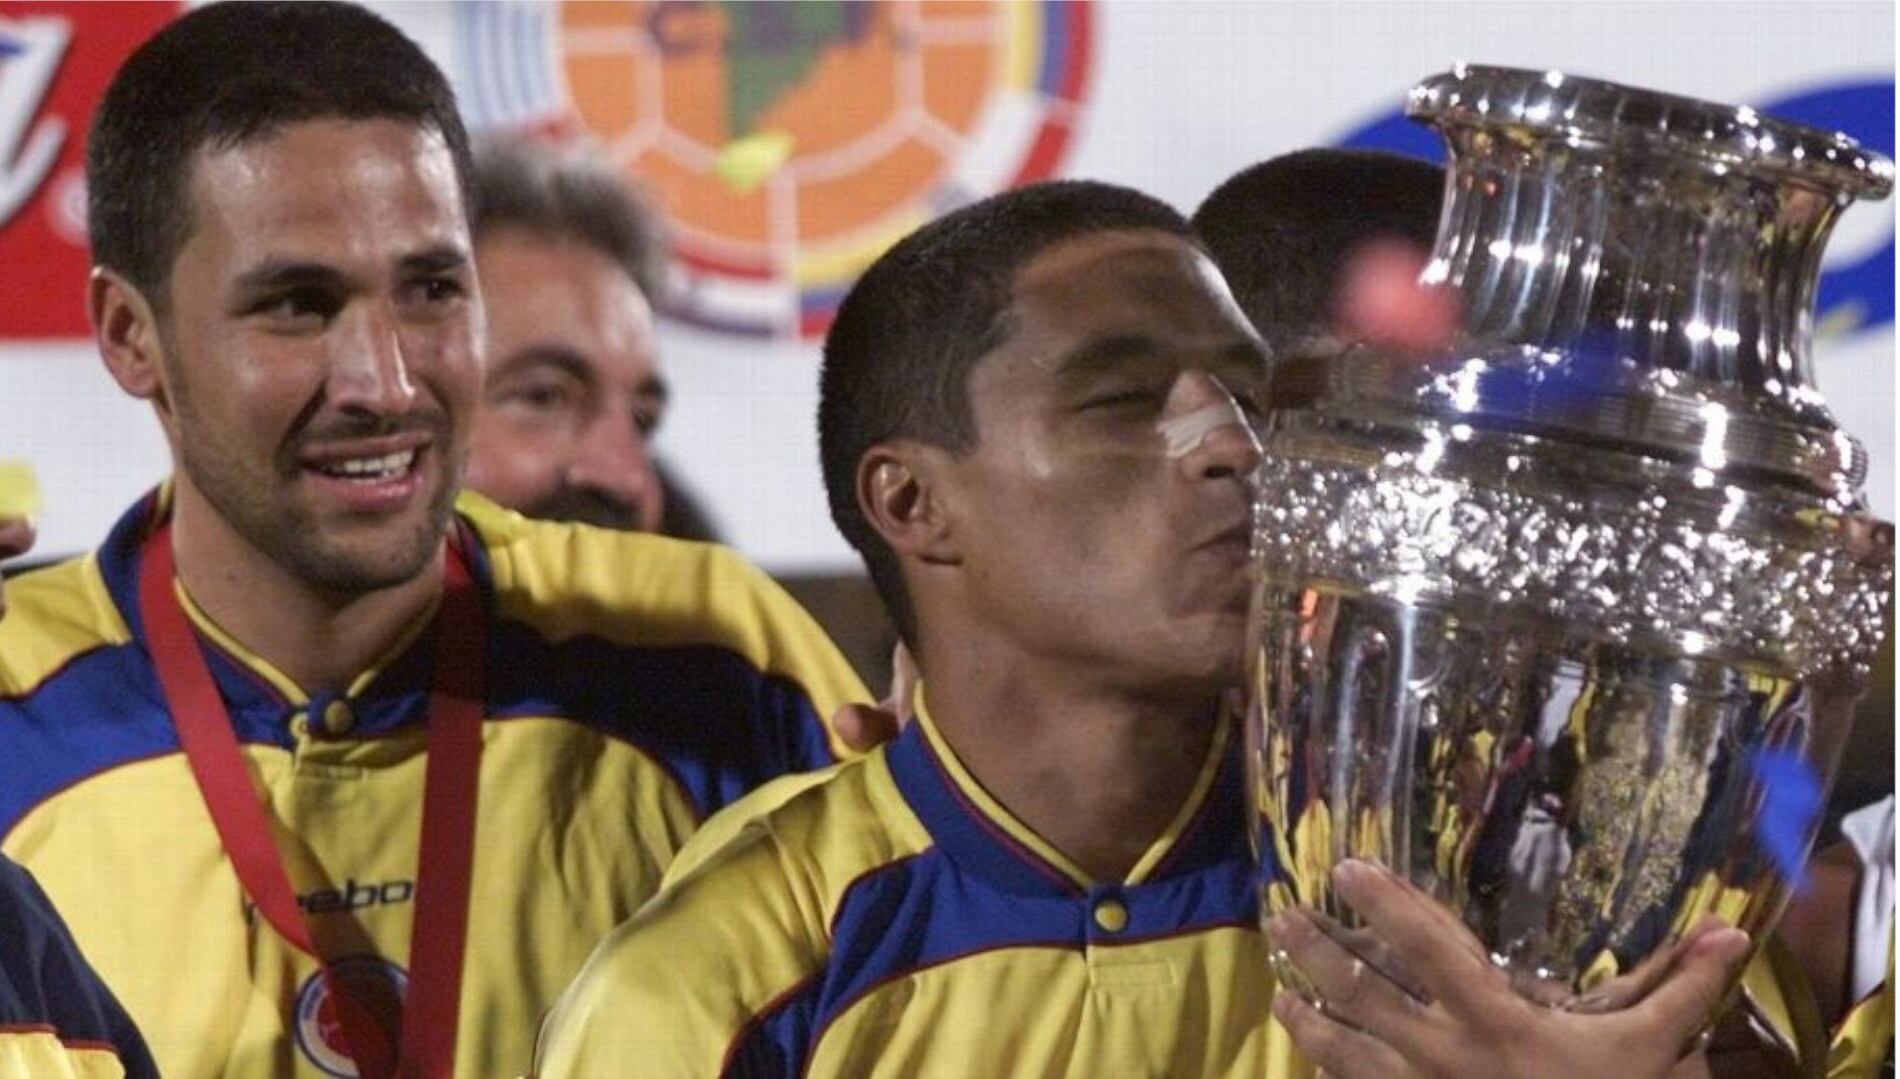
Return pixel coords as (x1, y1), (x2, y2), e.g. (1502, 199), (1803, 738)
(0, 4), (866, 1076)
(0, 514), (156, 1078)
(1194, 147), (1889, 1078)
(536, 179), (1744, 1077)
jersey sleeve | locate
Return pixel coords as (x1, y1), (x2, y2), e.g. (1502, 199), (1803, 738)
(461, 493), (873, 802)
(662, 767), (843, 889)
(534, 821), (827, 1077)
(0, 856), (157, 1079)
(709, 545), (871, 770)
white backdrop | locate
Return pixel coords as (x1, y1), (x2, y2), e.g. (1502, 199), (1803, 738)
(2, 1), (1892, 572)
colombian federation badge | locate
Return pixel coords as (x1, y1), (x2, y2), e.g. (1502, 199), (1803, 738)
(457, 1), (1094, 338)
(293, 957), (409, 1078)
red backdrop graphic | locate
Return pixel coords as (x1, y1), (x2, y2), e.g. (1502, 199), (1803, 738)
(0, 2), (179, 340)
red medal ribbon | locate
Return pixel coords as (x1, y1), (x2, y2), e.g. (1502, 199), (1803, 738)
(138, 520), (484, 1079)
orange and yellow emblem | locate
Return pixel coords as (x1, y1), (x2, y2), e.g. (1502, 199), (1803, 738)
(459, 1), (1093, 337)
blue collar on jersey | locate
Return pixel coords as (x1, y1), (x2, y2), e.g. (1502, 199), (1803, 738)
(884, 695), (1249, 899)
(733, 702), (1259, 1072)
(96, 488), (496, 747)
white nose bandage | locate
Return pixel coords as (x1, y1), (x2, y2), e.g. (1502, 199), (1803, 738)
(1157, 403), (1244, 458)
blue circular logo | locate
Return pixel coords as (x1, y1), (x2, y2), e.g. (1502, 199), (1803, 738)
(292, 957), (408, 1078)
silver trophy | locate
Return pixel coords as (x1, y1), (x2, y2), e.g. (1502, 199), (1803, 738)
(1244, 65), (1893, 1005)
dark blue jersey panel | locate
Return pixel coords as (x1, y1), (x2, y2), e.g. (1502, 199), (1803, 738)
(0, 856), (157, 1077)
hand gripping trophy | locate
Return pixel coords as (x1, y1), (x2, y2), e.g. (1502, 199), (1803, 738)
(1244, 65), (1893, 1006)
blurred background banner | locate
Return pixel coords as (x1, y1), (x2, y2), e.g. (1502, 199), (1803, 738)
(1, 0), (1892, 576)
(455, 1), (1093, 340)
(0, 2), (182, 339)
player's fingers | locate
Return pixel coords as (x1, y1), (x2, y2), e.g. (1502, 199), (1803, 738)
(1299, 909), (1440, 1006)
(831, 702), (902, 753)
(0, 517), (35, 562)
(1356, 861), (1493, 972)
(1331, 860), (1501, 1020)
(1272, 988), (1417, 1079)
(1610, 926), (1749, 1057)
(1265, 909), (1436, 1050)
(0, 517), (30, 622)
(887, 642), (919, 726)
(1565, 918), (1728, 1015)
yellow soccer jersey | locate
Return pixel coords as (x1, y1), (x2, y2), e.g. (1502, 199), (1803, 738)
(0, 490), (867, 1077)
(0, 854), (155, 1078)
(1826, 958), (1894, 1078)
(537, 698), (1313, 1078)
(1740, 933), (1895, 1078)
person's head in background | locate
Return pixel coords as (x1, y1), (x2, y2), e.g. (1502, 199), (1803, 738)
(1192, 148), (1446, 357)
(465, 137), (671, 533)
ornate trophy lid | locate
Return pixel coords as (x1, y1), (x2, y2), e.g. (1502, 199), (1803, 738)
(1410, 64), (1893, 197)
(1304, 65), (1895, 502)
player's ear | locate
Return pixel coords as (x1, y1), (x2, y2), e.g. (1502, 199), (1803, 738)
(90, 267), (169, 405)
(857, 440), (960, 566)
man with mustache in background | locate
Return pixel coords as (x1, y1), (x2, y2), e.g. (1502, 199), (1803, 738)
(463, 137), (674, 536)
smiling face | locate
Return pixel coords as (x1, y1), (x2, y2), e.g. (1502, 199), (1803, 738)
(933, 229), (1267, 695)
(151, 118), (482, 592)
(466, 229), (666, 532)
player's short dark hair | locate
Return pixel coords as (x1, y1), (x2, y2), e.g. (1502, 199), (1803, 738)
(87, 1), (474, 311)
(470, 136), (667, 305)
(820, 180), (1193, 649)
(1192, 149), (1443, 350)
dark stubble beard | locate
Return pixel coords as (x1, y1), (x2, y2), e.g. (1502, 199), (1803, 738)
(168, 364), (459, 595)
(178, 429), (458, 594)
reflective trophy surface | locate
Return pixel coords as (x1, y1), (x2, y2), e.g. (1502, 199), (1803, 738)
(1244, 65), (1894, 1005)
